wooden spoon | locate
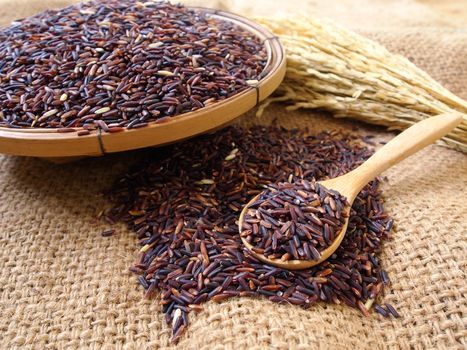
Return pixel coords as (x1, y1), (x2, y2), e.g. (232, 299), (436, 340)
(239, 113), (464, 270)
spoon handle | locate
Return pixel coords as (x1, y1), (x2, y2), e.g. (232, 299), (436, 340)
(345, 113), (463, 196)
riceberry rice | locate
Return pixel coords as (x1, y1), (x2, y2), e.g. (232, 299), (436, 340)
(0, 0), (267, 130)
(104, 125), (397, 342)
(101, 229), (115, 237)
(241, 179), (349, 261)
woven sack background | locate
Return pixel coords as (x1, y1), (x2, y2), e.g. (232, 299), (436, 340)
(0, 0), (466, 349)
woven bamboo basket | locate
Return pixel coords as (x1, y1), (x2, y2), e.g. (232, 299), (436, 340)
(0, 8), (286, 162)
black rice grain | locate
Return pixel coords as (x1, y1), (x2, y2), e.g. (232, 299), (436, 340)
(101, 228), (115, 237)
(241, 179), (349, 261)
(105, 125), (397, 342)
(0, 0), (266, 130)
(385, 303), (401, 318)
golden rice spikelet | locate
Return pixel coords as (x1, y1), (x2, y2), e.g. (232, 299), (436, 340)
(256, 17), (467, 152)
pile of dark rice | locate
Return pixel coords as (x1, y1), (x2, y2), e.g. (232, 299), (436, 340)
(0, 0), (266, 131)
(104, 125), (397, 342)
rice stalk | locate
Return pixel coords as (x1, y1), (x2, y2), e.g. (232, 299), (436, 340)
(256, 17), (467, 152)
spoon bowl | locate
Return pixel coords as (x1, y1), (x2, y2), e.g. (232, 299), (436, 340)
(239, 113), (464, 270)
(239, 179), (352, 270)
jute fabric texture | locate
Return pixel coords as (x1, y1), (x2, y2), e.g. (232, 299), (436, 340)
(0, 0), (466, 349)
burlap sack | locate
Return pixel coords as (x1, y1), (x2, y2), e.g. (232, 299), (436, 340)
(0, 1), (466, 349)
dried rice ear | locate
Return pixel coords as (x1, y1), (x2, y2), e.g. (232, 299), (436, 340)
(255, 16), (467, 153)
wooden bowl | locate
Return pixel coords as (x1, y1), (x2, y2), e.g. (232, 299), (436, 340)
(0, 8), (286, 161)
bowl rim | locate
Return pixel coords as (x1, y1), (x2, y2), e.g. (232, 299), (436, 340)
(0, 7), (286, 158)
